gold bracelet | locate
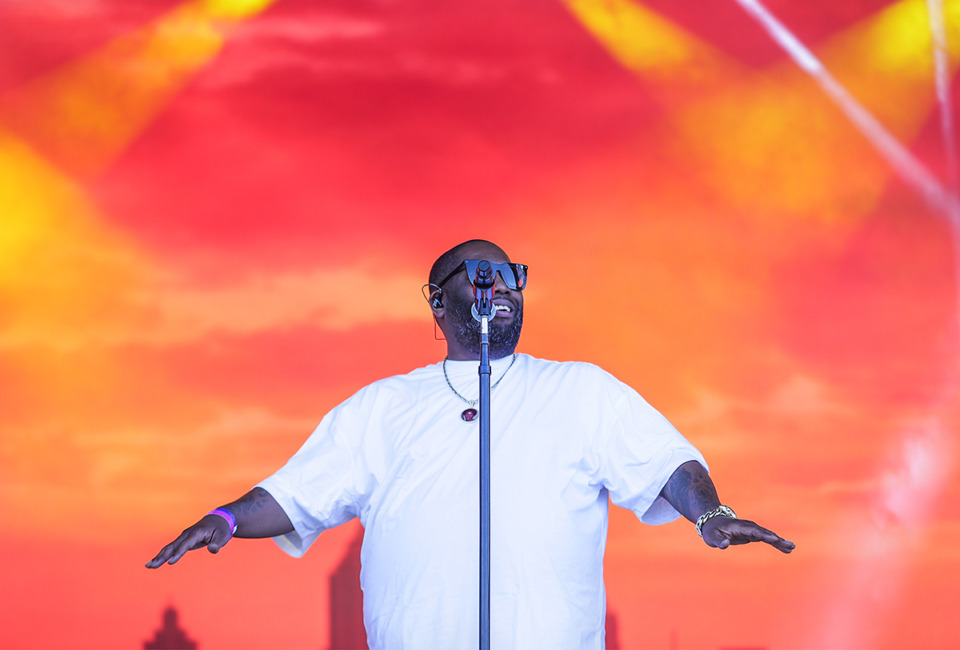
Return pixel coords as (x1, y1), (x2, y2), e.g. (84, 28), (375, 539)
(695, 505), (737, 538)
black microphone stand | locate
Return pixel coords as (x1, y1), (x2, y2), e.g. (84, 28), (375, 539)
(472, 261), (494, 650)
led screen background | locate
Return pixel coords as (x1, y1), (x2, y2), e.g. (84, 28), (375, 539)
(1, 0), (958, 648)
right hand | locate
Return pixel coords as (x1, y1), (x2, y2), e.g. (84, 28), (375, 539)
(145, 514), (233, 568)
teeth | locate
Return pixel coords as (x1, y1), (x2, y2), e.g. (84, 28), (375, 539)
(494, 305), (512, 312)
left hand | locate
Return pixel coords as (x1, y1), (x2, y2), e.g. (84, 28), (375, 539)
(700, 516), (795, 553)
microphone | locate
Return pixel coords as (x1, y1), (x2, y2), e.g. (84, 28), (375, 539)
(471, 261), (495, 322)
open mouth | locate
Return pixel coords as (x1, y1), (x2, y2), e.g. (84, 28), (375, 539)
(491, 299), (518, 319)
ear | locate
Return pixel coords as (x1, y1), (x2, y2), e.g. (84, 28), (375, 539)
(429, 289), (444, 313)
(422, 283), (445, 317)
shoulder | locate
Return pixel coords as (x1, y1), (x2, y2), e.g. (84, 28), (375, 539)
(358, 361), (442, 393)
(516, 354), (622, 386)
(518, 353), (613, 375)
(334, 361), (442, 411)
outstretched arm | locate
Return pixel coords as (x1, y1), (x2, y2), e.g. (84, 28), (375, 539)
(145, 487), (294, 568)
(660, 461), (795, 554)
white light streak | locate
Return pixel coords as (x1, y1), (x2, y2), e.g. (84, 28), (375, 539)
(732, 0), (960, 222)
(927, 0), (959, 193)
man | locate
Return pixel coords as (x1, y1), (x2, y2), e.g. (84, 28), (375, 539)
(147, 239), (794, 648)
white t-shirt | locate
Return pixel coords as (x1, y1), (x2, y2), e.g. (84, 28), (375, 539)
(258, 354), (706, 649)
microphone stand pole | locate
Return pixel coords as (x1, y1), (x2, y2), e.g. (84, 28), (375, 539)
(473, 262), (494, 650)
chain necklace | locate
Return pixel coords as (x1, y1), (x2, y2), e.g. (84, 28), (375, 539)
(443, 353), (517, 422)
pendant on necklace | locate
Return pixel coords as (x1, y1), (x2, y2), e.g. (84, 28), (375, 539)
(461, 408), (478, 422)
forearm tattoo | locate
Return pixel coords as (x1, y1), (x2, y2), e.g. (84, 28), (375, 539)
(227, 487), (273, 518)
(660, 461), (721, 523)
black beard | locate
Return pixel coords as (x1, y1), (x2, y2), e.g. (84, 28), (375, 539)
(446, 292), (523, 359)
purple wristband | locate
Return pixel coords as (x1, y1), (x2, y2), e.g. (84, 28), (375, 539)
(208, 508), (238, 535)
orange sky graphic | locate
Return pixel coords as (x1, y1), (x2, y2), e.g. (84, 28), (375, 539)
(1, 1), (959, 648)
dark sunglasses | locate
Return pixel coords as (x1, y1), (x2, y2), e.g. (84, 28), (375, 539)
(437, 259), (529, 291)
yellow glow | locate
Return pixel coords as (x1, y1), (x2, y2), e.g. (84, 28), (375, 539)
(0, 131), (144, 348)
(565, 0), (957, 221)
(820, 0), (960, 135)
(0, 0), (278, 179)
(845, 0), (959, 75)
(197, 0), (278, 20)
(559, 0), (736, 88)
(671, 78), (886, 222)
(0, 136), (54, 277)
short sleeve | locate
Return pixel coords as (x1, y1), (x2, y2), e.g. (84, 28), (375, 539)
(257, 384), (384, 557)
(590, 370), (707, 525)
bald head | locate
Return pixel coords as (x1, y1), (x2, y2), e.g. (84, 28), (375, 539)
(429, 239), (509, 288)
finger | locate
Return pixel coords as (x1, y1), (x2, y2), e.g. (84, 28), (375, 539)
(747, 526), (794, 553)
(146, 538), (190, 568)
(146, 543), (177, 569)
(163, 537), (198, 566)
(148, 528), (210, 567)
(206, 529), (233, 554)
(728, 524), (777, 545)
(771, 537), (796, 554)
(726, 521), (795, 553)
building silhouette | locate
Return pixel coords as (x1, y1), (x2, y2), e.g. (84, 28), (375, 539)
(143, 605), (197, 650)
(329, 530), (367, 649)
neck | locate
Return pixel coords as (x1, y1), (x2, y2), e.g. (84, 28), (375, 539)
(444, 349), (516, 361)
